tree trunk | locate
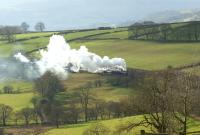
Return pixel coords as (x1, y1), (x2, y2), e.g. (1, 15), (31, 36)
(85, 104), (88, 122)
(25, 118), (29, 126)
(85, 110), (88, 122)
(2, 117), (6, 126)
(56, 119), (59, 128)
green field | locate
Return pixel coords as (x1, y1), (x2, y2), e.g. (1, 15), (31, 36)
(87, 31), (129, 40)
(0, 80), (33, 92)
(64, 28), (127, 41)
(62, 72), (133, 101)
(43, 116), (149, 135)
(1, 28), (200, 71)
(0, 93), (34, 111)
(71, 40), (200, 70)
(43, 116), (200, 135)
(15, 32), (55, 40)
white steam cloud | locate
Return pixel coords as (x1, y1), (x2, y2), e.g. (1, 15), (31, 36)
(14, 35), (127, 79)
(14, 53), (30, 63)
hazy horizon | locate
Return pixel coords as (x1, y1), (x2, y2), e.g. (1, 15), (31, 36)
(0, 0), (200, 30)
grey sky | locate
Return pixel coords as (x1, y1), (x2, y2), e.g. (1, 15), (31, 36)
(0, 0), (199, 30)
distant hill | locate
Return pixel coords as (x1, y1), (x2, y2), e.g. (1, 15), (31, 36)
(143, 9), (200, 23)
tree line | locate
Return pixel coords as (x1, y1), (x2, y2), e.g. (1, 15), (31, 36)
(129, 21), (200, 42)
(0, 22), (45, 43)
(0, 71), (137, 128)
(1, 69), (200, 135)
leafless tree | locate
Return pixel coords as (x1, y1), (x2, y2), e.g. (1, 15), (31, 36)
(0, 26), (22, 42)
(13, 111), (23, 126)
(21, 22), (30, 33)
(34, 71), (65, 99)
(133, 70), (177, 133)
(35, 22), (45, 32)
(50, 104), (65, 128)
(66, 104), (80, 124)
(171, 72), (200, 134)
(115, 70), (200, 134)
(20, 107), (34, 126)
(113, 72), (172, 133)
(78, 83), (93, 122)
(0, 104), (13, 126)
(106, 101), (122, 118)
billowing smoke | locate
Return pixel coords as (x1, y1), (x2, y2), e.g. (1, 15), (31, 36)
(13, 35), (126, 80)
(14, 53), (30, 63)
(0, 58), (39, 81)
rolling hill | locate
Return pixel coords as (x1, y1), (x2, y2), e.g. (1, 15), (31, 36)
(1, 25), (200, 134)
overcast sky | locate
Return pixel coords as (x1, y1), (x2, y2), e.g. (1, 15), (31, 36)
(0, 0), (199, 30)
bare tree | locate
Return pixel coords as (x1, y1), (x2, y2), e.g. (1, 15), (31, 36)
(134, 71), (176, 133)
(0, 26), (21, 42)
(34, 71), (64, 99)
(35, 22), (45, 32)
(0, 104), (13, 126)
(50, 104), (65, 128)
(21, 22), (30, 33)
(78, 83), (93, 122)
(94, 100), (107, 120)
(172, 73), (200, 134)
(34, 72), (65, 125)
(114, 70), (200, 134)
(13, 111), (23, 126)
(20, 107), (34, 126)
(119, 96), (139, 117)
(67, 103), (80, 124)
(106, 101), (122, 118)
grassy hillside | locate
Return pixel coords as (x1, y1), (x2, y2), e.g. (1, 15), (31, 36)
(43, 116), (149, 135)
(0, 28), (200, 112)
(64, 28), (127, 41)
(1, 28), (200, 70)
(0, 93), (34, 111)
(15, 32), (56, 40)
(0, 80), (33, 92)
(0, 28), (126, 56)
(61, 72), (133, 101)
(43, 115), (200, 135)
(0, 72), (131, 111)
(87, 31), (129, 40)
(71, 40), (200, 70)
(17, 28), (200, 70)
(129, 21), (200, 41)
(1, 27), (200, 134)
